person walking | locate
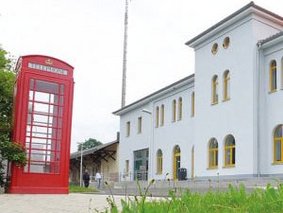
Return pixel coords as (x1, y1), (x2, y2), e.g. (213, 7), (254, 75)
(95, 171), (102, 189)
(83, 170), (90, 188)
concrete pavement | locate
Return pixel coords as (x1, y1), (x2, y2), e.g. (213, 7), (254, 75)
(0, 193), (123, 213)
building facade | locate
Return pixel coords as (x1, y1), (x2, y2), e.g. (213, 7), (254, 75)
(114, 2), (283, 181)
(70, 140), (119, 184)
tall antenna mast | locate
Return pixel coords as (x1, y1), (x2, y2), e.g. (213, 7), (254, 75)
(121, 0), (129, 108)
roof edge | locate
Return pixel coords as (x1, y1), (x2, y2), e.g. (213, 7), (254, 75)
(185, 2), (283, 47)
(21, 55), (74, 69)
(113, 74), (195, 116)
(70, 139), (119, 158)
(258, 31), (283, 47)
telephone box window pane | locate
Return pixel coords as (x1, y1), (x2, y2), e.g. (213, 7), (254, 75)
(57, 129), (62, 140)
(52, 106), (58, 116)
(58, 119), (62, 128)
(35, 80), (59, 94)
(59, 107), (63, 117)
(60, 85), (64, 95)
(34, 102), (50, 114)
(59, 96), (64, 106)
(33, 114), (52, 126)
(34, 92), (53, 103)
(29, 79), (34, 89)
(29, 91), (34, 100)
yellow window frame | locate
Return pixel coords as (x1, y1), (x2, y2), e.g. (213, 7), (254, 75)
(212, 76), (218, 104)
(155, 107), (159, 128)
(209, 147), (218, 168)
(173, 146), (181, 180)
(224, 144), (235, 166)
(156, 151), (163, 174)
(191, 92), (195, 117)
(178, 97), (183, 120)
(160, 105), (164, 126)
(172, 100), (176, 122)
(273, 137), (283, 163)
(223, 71), (230, 101)
(269, 60), (277, 92)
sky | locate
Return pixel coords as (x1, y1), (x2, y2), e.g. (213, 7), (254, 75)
(1, 0), (283, 152)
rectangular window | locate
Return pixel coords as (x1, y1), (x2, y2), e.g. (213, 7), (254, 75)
(126, 121), (130, 137)
(191, 92), (195, 117)
(125, 160), (129, 175)
(270, 60), (277, 92)
(212, 76), (218, 104)
(138, 117), (142, 134)
(157, 153), (163, 174)
(178, 98), (183, 121)
(155, 107), (159, 128)
(172, 100), (176, 122)
(160, 105), (164, 126)
(275, 141), (281, 161)
(223, 71), (230, 101)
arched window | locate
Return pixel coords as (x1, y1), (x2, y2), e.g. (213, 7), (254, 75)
(223, 70), (230, 101)
(156, 149), (163, 174)
(274, 125), (283, 163)
(224, 135), (235, 167)
(208, 138), (218, 168)
(178, 97), (183, 120)
(155, 106), (159, 128)
(160, 104), (164, 126)
(191, 92), (195, 117)
(212, 75), (218, 104)
(270, 60), (277, 92)
(172, 99), (176, 122)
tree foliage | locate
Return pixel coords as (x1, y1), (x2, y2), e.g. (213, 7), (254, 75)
(78, 138), (103, 151)
(0, 69), (15, 132)
(0, 47), (26, 188)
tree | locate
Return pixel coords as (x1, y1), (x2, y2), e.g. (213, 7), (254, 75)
(0, 47), (26, 188)
(0, 67), (15, 133)
(78, 138), (103, 151)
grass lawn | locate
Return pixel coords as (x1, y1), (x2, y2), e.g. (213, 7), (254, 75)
(69, 184), (98, 193)
(100, 182), (283, 213)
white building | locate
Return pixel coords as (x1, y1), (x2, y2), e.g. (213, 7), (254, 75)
(113, 2), (283, 181)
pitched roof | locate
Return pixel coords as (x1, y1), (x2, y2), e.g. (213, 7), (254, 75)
(258, 31), (283, 46)
(113, 74), (194, 115)
(185, 2), (283, 47)
(70, 140), (118, 159)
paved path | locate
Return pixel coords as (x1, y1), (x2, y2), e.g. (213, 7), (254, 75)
(0, 193), (124, 213)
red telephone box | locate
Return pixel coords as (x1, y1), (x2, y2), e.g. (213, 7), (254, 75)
(9, 55), (74, 194)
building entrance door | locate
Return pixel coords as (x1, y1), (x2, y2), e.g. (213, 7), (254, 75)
(173, 145), (181, 180)
(134, 148), (148, 181)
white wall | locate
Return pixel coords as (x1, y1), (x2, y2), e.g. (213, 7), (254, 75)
(193, 15), (282, 178)
(118, 103), (152, 180)
(260, 42), (283, 175)
(152, 85), (194, 180)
